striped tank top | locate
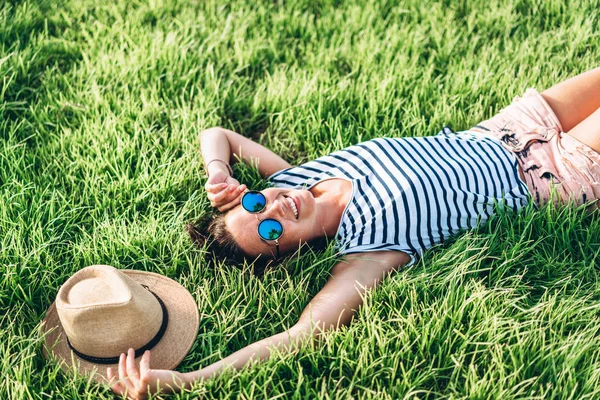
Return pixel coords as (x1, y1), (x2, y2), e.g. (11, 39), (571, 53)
(268, 128), (531, 265)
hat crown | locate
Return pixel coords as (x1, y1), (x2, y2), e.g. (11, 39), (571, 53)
(56, 265), (163, 359)
(67, 274), (130, 306)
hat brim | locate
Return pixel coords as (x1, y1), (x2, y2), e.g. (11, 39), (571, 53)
(42, 270), (199, 383)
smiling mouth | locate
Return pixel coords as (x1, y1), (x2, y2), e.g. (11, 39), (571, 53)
(285, 196), (298, 219)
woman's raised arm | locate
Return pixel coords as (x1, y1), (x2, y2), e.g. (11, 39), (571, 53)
(201, 127), (292, 211)
(200, 127), (291, 178)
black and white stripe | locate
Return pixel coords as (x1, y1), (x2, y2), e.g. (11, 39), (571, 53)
(268, 129), (531, 264)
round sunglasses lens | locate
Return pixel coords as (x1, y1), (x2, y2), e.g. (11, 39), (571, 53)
(242, 192), (266, 213)
(258, 219), (283, 240)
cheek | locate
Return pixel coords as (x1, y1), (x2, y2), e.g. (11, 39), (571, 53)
(278, 225), (295, 249)
(286, 222), (309, 245)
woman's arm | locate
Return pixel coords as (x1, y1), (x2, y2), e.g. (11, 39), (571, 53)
(185, 250), (410, 382)
(108, 251), (409, 399)
(200, 127), (291, 178)
(201, 127), (292, 211)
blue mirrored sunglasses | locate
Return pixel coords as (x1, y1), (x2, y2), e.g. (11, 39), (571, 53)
(241, 190), (283, 258)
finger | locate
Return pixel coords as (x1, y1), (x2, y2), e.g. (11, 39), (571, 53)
(139, 351), (151, 387)
(207, 183), (237, 200)
(118, 353), (135, 393)
(207, 182), (246, 204)
(107, 367), (124, 396)
(207, 188), (232, 205)
(217, 184), (246, 202)
(212, 184), (239, 202)
(216, 188), (244, 209)
(210, 184), (247, 209)
(205, 185), (229, 197)
(126, 348), (140, 383)
(205, 182), (228, 193)
(217, 194), (244, 212)
(217, 190), (244, 208)
(211, 193), (237, 208)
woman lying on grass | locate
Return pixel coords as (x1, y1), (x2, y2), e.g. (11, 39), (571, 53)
(109, 67), (600, 399)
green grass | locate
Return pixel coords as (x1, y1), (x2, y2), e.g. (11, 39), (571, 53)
(2, 0), (600, 398)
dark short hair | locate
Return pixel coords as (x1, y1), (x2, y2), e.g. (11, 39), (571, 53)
(186, 214), (271, 275)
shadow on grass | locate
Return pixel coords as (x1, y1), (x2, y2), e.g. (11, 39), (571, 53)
(1, 1), (83, 145)
(418, 201), (600, 306)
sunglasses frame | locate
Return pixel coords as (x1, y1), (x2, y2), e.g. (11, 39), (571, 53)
(241, 190), (283, 259)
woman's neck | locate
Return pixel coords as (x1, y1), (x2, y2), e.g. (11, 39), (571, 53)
(310, 178), (352, 237)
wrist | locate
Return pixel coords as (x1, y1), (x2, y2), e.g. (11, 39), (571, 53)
(205, 159), (232, 177)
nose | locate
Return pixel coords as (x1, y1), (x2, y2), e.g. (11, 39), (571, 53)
(262, 190), (286, 218)
(266, 199), (285, 218)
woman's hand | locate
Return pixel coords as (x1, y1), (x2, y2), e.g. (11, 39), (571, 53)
(107, 349), (188, 400)
(204, 169), (246, 212)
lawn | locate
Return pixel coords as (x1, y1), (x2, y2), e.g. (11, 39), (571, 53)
(2, 0), (600, 398)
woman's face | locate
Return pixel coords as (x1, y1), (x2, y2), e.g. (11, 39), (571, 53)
(224, 187), (322, 258)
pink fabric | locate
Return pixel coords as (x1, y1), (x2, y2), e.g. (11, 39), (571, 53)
(471, 89), (600, 208)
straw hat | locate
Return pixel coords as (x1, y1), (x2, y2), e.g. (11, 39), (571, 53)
(42, 265), (199, 382)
